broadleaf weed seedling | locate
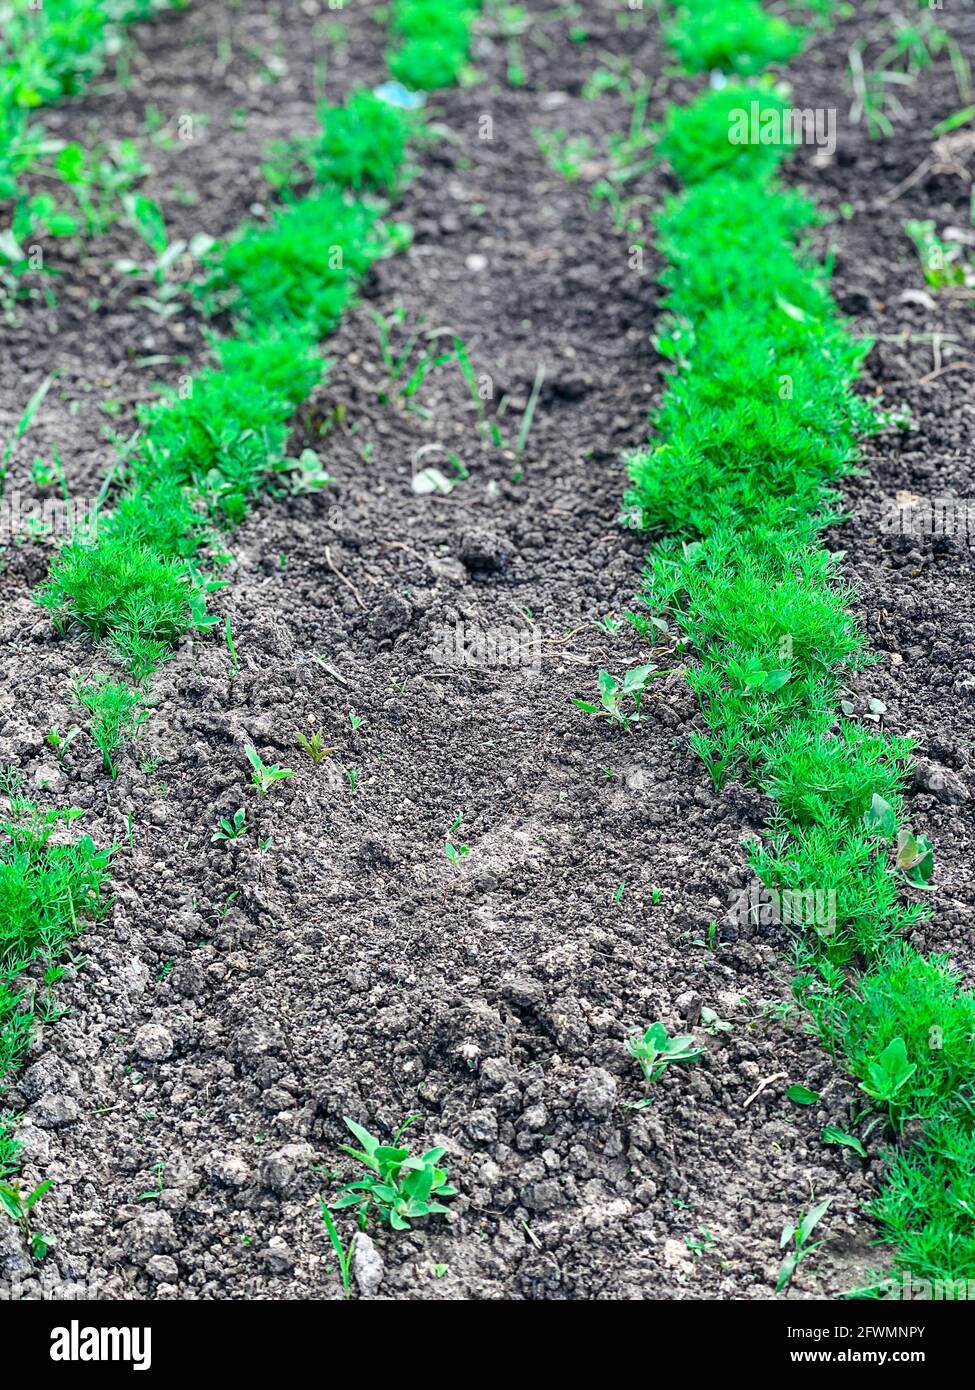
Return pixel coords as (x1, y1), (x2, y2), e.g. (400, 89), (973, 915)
(294, 730), (333, 764)
(895, 828), (934, 887)
(0, 1177), (55, 1261)
(245, 745), (294, 796)
(444, 814), (470, 865)
(625, 1021), (701, 1106)
(212, 808), (248, 843)
(857, 1037), (917, 1122)
(333, 1115), (457, 1231)
(572, 663), (669, 731)
(271, 447), (335, 496)
(776, 1196), (833, 1293)
(700, 1006), (731, 1036)
(45, 725), (80, 759)
(822, 1125), (867, 1159)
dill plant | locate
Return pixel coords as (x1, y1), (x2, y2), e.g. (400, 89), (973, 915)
(656, 86), (791, 183)
(199, 193), (390, 336)
(312, 92), (409, 192)
(665, 0), (805, 76)
(71, 673), (152, 777)
(388, 0), (479, 90)
(871, 1108), (975, 1284)
(38, 537), (214, 678)
(0, 802), (111, 1090)
(32, 4), (481, 689)
(623, 0), (975, 1290)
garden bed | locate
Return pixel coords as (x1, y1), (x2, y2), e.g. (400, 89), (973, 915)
(0, 0), (973, 1303)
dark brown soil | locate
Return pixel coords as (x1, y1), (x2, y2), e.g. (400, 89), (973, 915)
(0, 0), (972, 1302)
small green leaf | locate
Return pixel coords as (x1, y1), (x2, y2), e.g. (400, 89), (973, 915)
(822, 1126), (867, 1158)
(342, 1117), (380, 1157)
(776, 1250), (798, 1292)
(862, 793), (897, 838)
(798, 1196), (833, 1245)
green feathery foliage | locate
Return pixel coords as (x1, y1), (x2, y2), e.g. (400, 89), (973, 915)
(627, 0), (975, 1290)
(665, 0), (805, 75)
(0, 801), (111, 1103)
(388, 0), (479, 89)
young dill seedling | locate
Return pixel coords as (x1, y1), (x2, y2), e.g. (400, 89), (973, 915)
(388, 0), (478, 89)
(665, 0), (804, 77)
(137, 1161), (166, 1203)
(0, 766), (30, 816)
(212, 808), (248, 843)
(244, 745), (294, 796)
(37, 535), (213, 680)
(71, 674), (151, 779)
(294, 730), (333, 764)
(333, 1115), (457, 1231)
(199, 191), (389, 337)
(265, 89), (410, 194)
